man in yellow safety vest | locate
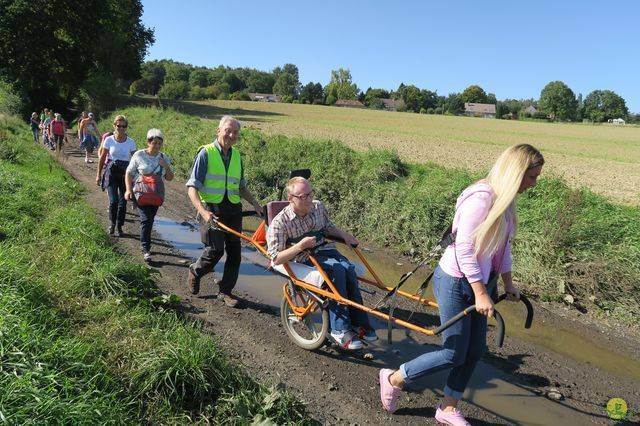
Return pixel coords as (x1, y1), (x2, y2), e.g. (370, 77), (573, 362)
(186, 115), (262, 307)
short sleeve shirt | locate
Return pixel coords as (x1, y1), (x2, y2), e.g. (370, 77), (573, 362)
(102, 136), (137, 161)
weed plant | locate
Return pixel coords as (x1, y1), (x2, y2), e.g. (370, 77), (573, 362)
(0, 119), (314, 423)
(99, 106), (639, 326)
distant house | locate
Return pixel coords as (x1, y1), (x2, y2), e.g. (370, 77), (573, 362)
(523, 105), (538, 114)
(334, 99), (365, 108)
(248, 93), (280, 102)
(381, 98), (403, 111)
(464, 103), (496, 118)
(610, 118), (626, 125)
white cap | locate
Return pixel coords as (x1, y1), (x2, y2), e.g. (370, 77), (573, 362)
(146, 128), (164, 140)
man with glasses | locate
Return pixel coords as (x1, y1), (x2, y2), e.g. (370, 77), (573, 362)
(266, 176), (377, 350)
(186, 115), (262, 308)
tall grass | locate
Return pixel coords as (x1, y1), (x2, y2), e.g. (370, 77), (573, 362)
(100, 106), (640, 325)
(0, 118), (314, 424)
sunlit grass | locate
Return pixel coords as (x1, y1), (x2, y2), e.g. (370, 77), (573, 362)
(0, 118), (315, 424)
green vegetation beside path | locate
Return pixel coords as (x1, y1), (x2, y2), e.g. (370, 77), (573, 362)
(0, 114), (313, 424)
(103, 107), (639, 327)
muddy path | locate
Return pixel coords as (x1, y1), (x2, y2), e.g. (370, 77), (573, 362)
(54, 136), (639, 425)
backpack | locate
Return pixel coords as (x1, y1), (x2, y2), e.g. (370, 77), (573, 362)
(133, 155), (165, 207)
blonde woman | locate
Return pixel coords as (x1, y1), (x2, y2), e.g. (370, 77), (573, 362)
(379, 144), (544, 425)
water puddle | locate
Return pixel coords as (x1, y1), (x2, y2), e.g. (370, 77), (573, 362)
(153, 216), (628, 425)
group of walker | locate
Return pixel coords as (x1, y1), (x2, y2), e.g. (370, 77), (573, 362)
(29, 108), (67, 151)
(62, 109), (542, 425)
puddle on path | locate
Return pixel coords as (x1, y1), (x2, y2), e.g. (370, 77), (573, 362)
(152, 216), (627, 425)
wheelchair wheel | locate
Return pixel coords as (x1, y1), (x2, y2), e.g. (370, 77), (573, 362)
(280, 282), (329, 350)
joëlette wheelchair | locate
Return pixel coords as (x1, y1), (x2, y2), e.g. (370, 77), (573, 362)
(206, 169), (533, 351)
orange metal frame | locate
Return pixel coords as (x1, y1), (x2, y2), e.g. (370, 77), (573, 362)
(212, 220), (443, 337)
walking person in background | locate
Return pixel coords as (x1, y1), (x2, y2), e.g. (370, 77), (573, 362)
(379, 144), (544, 426)
(96, 115), (137, 237)
(29, 112), (40, 144)
(41, 110), (53, 149)
(39, 108), (49, 143)
(49, 113), (66, 153)
(124, 128), (174, 262)
(186, 115), (262, 308)
(79, 112), (100, 163)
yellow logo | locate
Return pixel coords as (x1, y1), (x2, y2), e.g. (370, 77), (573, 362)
(606, 398), (628, 421)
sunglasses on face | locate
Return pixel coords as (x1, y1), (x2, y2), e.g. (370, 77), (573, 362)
(115, 124), (127, 129)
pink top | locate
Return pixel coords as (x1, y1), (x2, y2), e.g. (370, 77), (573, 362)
(439, 182), (513, 284)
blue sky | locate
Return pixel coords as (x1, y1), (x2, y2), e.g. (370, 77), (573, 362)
(141, 0), (640, 112)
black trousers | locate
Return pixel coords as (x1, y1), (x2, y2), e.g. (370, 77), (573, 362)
(192, 202), (242, 295)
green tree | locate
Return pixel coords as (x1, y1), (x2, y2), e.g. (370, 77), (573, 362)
(189, 68), (211, 88)
(583, 90), (628, 122)
(140, 61), (166, 95)
(164, 62), (191, 83)
(461, 85), (488, 103)
(363, 88), (390, 108)
(272, 64), (300, 98)
(539, 81), (577, 121)
(0, 0), (153, 113)
(325, 68), (359, 100)
(444, 93), (464, 114)
(245, 71), (276, 93)
(299, 82), (324, 104)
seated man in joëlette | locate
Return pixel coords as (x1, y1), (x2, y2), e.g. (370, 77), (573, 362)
(266, 176), (377, 350)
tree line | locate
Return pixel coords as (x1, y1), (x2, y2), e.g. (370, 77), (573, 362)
(131, 60), (638, 124)
(0, 0), (636, 124)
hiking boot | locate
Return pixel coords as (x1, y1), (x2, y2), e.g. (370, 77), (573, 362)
(353, 326), (378, 342)
(218, 293), (239, 308)
(330, 330), (363, 350)
(107, 224), (115, 235)
(116, 227), (124, 237)
(379, 368), (402, 413)
(187, 266), (200, 295)
(434, 405), (470, 426)
(143, 251), (152, 262)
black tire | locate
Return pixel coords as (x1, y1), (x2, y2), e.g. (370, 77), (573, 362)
(280, 283), (329, 350)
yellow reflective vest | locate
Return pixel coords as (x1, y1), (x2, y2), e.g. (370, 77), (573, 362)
(198, 143), (241, 204)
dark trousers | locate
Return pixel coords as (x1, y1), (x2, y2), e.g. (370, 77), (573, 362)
(107, 171), (127, 227)
(138, 205), (159, 252)
(192, 203), (242, 295)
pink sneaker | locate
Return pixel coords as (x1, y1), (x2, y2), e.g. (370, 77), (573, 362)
(435, 405), (470, 426)
(379, 369), (402, 413)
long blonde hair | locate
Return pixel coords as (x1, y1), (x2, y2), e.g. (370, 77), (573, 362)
(474, 144), (544, 257)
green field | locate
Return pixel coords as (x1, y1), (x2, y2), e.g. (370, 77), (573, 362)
(156, 98), (640, 204)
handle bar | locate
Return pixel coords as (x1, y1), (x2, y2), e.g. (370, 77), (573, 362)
(432, 293), (534, 348)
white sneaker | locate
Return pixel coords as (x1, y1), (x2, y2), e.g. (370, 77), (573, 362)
(143, 252), (152, 262)
(330, 330), (363, 350)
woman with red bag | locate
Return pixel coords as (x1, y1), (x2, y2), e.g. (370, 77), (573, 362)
(124, 128), (174, 262)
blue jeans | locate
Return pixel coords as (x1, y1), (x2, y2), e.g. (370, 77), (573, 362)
(399, 266), (487, 400)
(138, 205), (159, 252)
(306, 249), (371, 333)
(31, 128), (39, 144)
(107, 170), (127, 227)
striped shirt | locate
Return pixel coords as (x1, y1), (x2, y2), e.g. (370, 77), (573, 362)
(266, 200), (336, 263)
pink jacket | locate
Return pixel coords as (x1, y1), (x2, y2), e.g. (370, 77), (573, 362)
(439, 182), (513, 284)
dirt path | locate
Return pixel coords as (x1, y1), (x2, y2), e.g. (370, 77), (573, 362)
(55, 135), (639, 425)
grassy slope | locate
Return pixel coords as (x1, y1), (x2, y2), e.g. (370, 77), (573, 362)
(0, 114), (313, 424)
(100, 106), (639, 326)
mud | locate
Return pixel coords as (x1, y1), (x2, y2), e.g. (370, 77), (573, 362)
(55, 135), (639, 425)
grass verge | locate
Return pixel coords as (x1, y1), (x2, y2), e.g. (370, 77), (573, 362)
(0, 114), (313, 424)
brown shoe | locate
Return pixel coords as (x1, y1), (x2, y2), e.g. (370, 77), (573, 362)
(219, 293), (238, 308)
(187, 266), (200, 295)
